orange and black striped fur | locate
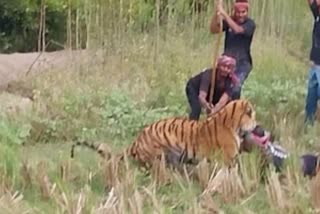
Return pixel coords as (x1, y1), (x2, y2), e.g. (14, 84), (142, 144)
(71, 99), (257, 168)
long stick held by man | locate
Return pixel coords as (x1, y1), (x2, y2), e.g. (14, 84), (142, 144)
(209, 0), (223, 104)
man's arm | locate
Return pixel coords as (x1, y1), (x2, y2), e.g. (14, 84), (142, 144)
(218, 6), (256, 36)
(198, 90), (214, 113)
(308, 0), (320, 18)
(210, 0), (226, 34)
(307, 0), (320, 5)
(198, 71), (214, 113)
(210, 93), (230, 114)
(209, 79), (238, 114)
(210, 13), (223, 34)
(219, 9), (245, 34)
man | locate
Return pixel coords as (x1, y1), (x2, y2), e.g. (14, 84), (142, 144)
(185, 54), (239, 120)
(301, 153), (320, 178)
(186, 56), (289, 173)
(210, 0), (256, 99)
(305, 0), (320, 126)
(241, 125), (289, 173)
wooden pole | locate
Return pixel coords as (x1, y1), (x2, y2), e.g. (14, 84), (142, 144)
(209, 0), (223, 104)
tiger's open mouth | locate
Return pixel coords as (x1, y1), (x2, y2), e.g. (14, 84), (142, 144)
(238, 121), (257, 146)
(239, 122), (257, 137)
(239, 130), (248, 139)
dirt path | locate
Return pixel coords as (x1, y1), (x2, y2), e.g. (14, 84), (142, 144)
(0, 49), (95, 88)
(0, 49), (97, 115)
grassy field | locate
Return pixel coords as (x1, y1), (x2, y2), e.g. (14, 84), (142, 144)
(0, 34), (318, 213)
(1, 0), (320, 213)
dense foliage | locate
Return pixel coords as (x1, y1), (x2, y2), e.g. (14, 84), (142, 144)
(0, 0), (311, 53)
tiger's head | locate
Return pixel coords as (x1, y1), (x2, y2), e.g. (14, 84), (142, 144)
(223, 99), (257, 134)
(239, 100), (257, 133)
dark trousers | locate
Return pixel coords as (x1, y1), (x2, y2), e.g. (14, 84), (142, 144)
(186, 83), (202, 120)
(233, 61), (252, 99)
(305, 64), (320, 126)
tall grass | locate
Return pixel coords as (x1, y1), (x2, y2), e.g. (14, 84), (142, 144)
(0, 0), (319, 213)
(63, 0), (312, 54)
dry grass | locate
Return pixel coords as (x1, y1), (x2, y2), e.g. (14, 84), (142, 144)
(266, 171), (288, 210)
(0, 6), (318, 211)
(35, 161), (55, 200)
(0, 141), (316, 213)
(310, 172), (320, 213)
(0, 191), (32, 214)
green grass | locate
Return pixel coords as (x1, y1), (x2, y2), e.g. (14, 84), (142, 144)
(0, 19), (320, 213)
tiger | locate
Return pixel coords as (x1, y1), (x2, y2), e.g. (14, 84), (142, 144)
(71, 99), (257, 168)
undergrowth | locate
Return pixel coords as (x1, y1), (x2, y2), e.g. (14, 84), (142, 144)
(0, 15), (319, 214)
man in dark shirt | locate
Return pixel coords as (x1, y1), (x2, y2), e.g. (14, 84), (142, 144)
(210, 0), (255, 99)
(186, 55), (239, 120)
(305, 0), (320, 125)
(300, 153), (319, 178)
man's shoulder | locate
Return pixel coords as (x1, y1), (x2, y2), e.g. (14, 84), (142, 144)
(200, 68), (214, 82)
(310, 0), (320, 18)
(244, 18), (256, 26)
(191, 67), (212, 82)
(201, 67), (213, 75)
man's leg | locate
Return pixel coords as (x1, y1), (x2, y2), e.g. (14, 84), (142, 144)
(315, 65), (320, 99)
(233, 62), (252, 99)
(186, 84), (201, 120)
(305, 66), (319, 126)
(314, 65), (320, 122)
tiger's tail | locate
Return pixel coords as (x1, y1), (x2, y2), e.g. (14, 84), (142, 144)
(70, 138), (112, 159)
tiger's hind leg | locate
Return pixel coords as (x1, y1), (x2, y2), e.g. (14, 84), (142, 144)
(164, 150), (182, 168)
(128, 144), (183, 173)
(162, 147), (189, 172)
(163, 148), (201, 178)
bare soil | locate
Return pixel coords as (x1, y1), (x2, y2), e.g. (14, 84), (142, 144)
(0, 49), (93, 115)
(0, 49), (93, 88)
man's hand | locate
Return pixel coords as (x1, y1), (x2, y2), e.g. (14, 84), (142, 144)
(206, 105), (221, 117)
(205, 103), (214, 115)
(217, 0), (223, 8)
(217, 2), (227, 18)
(208, 105), (222, 116)
(308, 0), (320, 5)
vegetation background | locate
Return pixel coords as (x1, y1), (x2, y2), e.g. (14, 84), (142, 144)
(0, 0), (319, 213)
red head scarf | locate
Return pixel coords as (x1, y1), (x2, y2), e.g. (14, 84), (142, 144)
(234, 0), (249, 11)
(217, 55), (239, 85)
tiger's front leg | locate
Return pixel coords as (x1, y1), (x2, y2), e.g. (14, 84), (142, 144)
(221, 133), (240, 168)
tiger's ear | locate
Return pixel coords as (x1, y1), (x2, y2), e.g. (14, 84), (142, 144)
(245, 104), (253, 117)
